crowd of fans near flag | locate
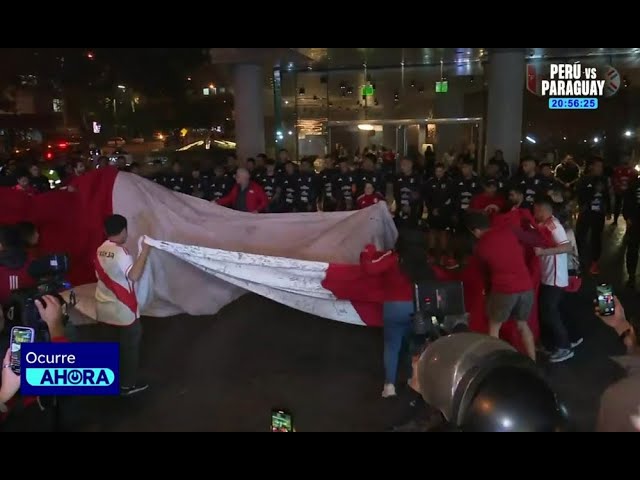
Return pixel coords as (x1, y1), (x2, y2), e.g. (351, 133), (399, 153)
(2, 142), (640, 431)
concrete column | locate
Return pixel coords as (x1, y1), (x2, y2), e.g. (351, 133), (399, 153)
(434, 84), (465, 157)
(233, 64), (266, 161)
(486, 49), (526, 171)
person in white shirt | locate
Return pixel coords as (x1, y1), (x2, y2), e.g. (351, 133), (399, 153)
(95, 214), (152, 396)
(533, 196), (575, 364)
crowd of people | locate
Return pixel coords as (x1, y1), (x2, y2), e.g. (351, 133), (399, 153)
(1, 141), (640, 431)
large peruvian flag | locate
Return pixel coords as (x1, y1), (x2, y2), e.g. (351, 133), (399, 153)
(0, 168), (395, 327)
(141, 238), (383, 326)
(0, 169), (544, 353)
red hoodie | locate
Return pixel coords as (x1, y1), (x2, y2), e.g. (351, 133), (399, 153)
(217, 181), (269, 213)
(360, 246), (413, 302)
(357, 193), (385, 209)
(470, 192), (506, 217)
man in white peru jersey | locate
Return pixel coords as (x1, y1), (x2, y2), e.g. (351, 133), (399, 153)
(95, 214), (152, 396)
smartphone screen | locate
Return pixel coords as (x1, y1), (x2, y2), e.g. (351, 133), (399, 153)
(596, 284), (615, 317)
(10, 327), (35, 375)
(271, 409), (293, 432)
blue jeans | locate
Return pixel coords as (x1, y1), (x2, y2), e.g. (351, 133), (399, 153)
(383, 301), (413, 385)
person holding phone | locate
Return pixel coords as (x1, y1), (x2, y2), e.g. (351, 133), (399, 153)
(0, 295), (67, 423)
(594, 296), (640, 432)
(95, 215), (152, 396)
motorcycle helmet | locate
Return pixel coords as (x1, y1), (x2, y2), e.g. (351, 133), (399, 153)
(417, 333), (566, 432)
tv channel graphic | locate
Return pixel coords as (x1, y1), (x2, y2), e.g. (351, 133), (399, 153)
(20, 343), (120, 396)
(527, 63), (621, 110)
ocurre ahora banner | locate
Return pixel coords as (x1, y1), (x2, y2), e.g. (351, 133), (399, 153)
(21, 343), (120, 396)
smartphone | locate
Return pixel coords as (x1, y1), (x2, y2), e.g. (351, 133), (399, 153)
(596, 284), (615, 317)
(10, 326), (35, 375)
(271, 409), (293, 432)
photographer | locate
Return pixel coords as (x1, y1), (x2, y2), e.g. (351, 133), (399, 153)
(360, 229), (433, 398)
(1, 295), (67, 429)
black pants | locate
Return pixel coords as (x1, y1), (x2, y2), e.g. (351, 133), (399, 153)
(626, 222), (640, 278)
(576, 212), (605, 263)
(614, 193), (625, 222)
(539, 285), (570, 350)
(98, 319), (142, 388)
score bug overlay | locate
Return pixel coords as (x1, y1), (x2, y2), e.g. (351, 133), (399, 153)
(20, 343), (120, 396)
(527, 63), (621, 110)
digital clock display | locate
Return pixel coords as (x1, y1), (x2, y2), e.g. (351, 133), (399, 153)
(548, 98), (599, 110)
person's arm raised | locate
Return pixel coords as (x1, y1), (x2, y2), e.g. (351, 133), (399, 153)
(127, 242), (151, 282)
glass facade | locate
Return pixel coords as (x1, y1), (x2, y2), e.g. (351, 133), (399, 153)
(272, 49), (640, 163)
(276, 62), (485, 158)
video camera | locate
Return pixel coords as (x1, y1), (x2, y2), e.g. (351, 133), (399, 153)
(6, 254), (74, 341)
(411, 281), (469, 354)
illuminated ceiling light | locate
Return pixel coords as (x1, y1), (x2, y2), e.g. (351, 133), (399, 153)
(525, 136), (537, 144)
(625, 130), (634, 138)
(358, 124), (375, 131)
(593, 137), (600, 143)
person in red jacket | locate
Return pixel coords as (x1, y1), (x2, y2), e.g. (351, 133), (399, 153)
(361, 230), (433, 398)
(356, 182), (385, 209)
(466, 212), (537, 361)
(612, 157), (637, 224)
(215, 167), (269, 213)
(470, 179), (506, 218)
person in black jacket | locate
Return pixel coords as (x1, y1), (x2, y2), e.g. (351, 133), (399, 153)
(166, 161), (187, 194)
(512, 157), (544, 210)
(423, 163), (456, 265)
(280, 161), (298, 212)
(318, 156), (339, 212)
(205, 165), (232, 202)
(259, 160), (283, 212)
(488, 149), (510, 179)
(334, 159), (355, 211)
(28, 164), (50, 193)
(575, 157), (611, 275)
(355, 154), (386, 197)
(393, 157), (423, 228)
(623, 174), (640, 288)
(296, 158), (319, 212)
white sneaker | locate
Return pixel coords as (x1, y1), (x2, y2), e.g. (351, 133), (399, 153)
(570, 338), (584, 349)
(549, 349), (574, 364)
(382, 384), (397, 398)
